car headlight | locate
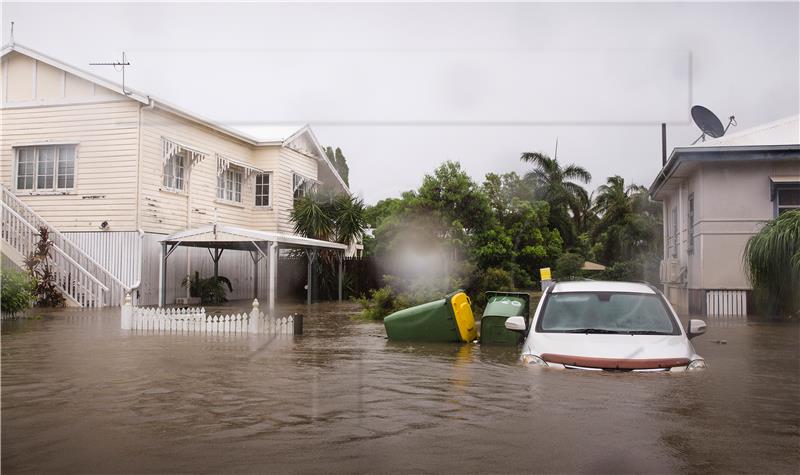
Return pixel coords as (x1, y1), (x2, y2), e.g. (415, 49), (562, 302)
(686, 359), (708, 371)
(521, 354), (548, 367)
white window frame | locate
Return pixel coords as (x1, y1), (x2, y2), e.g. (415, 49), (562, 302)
(774, 185), (800, 216)
(13, 143), (78, 194)
(163, 150), (187, 192)
(254, 172), (272, 208)
(217, 165), (243, 204)
(293, 173), (317, 201)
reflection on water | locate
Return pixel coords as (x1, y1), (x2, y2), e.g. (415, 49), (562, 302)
(2, 303), (798, 474)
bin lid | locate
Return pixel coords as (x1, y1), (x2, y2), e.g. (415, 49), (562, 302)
(483, 292), (529, 318)
(448, 291), (477, 342)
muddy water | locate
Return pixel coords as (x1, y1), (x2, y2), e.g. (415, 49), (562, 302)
(2, 303), (798, 474)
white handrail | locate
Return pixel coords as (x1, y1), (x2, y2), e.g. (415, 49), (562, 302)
(1, 186), (130, 304)
(2, 201), (109, 305)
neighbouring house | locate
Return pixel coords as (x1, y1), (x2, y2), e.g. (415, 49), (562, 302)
(0, 43), (359, 310)
(649, 115), (800, 316)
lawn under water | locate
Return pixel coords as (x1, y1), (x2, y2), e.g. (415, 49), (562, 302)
(2, 302), (798, 474)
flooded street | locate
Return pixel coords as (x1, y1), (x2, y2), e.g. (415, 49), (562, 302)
(2, 303), (799, 474)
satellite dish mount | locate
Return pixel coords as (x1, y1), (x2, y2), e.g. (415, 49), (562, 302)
(691, 105), (736, 145)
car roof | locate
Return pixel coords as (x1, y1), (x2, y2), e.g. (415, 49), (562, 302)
(550, 281), (656, 294)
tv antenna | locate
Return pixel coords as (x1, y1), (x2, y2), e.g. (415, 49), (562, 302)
(691, 105), (736, 145)
(89, 51), (131, 95)
(9, 21), (14, 45)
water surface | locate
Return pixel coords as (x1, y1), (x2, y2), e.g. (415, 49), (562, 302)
(2, 304), (798, 474)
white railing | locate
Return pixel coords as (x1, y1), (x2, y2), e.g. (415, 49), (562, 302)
(121, 297), (298, 335)
(1, 202), (108, 307)
(1, 185), (131, 306)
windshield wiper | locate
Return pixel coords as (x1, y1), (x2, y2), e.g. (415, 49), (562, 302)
(625, 330), (672, 335)
(563, 328), (622, 334)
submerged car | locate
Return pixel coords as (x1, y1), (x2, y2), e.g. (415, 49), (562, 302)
(504, 281), (707, 372)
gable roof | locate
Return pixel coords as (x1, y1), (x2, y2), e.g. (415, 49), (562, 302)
(0, 42), (349, 193)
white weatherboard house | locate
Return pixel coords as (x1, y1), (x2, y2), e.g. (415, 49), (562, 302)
(649, 115), (800, 316)
(0, 43), (356, 311)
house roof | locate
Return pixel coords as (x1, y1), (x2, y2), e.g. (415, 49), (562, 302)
(0, 42), (349, 193)
(649, 115), (800, 200)
(160, 224), (348, 251)
(690, 115), (799, 147)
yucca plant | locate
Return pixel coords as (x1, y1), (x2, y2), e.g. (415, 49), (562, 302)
(744, 210), (800, 319)
(290, 191), (367, 301)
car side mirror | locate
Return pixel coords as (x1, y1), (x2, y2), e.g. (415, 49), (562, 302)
(687, 319), (707, 339)
(504, 316), (527, 333)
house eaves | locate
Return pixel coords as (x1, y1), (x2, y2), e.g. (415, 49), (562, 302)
(649, 144), (800, 200)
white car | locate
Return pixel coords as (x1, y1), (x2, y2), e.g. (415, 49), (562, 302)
(504, 281), (707, 372)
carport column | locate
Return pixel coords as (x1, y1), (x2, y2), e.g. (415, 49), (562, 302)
(306, 249), (318, 305)
(268, 242), (278, 317)
(337, 250), (343, 302)
(159, 241), (167, 307)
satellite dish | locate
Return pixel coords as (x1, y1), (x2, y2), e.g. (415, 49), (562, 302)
(691, 105), (736, 144)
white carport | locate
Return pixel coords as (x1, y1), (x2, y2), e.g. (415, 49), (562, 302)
(159, 224), (347, 314)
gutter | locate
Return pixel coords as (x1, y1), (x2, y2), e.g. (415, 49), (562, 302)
(649, 144), (800, 200)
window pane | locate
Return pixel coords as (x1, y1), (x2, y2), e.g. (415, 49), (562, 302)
(255, 173), (270, 206)
(16, 148), (35, 189)
(778, 189), (800, 206)
(37, 147), (55, 189)
(217, 173), (225, 199)
(57, 146), (76, 189)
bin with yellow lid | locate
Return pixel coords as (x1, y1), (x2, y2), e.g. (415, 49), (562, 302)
(384, 290), (477, 343)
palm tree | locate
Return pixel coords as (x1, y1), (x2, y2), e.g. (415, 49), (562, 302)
(520, 152), (591, 244)
(592, 175), (643, 237)
(744, 210), (800, 318)
(591, 176), (661, 267)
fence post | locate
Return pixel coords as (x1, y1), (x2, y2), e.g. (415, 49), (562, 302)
(120, 292), (133, 330)
(293, 313), (303, 335)
(249, 298), (260, 334)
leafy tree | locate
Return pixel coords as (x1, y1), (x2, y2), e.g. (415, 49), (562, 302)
(324, 146), (350, 186)
(744, 210), (800, 319)
(520, 152), (591, 245)
(364, 197), (405, 228)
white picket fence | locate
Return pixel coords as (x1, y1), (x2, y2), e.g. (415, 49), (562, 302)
(120, 296), (296, 335)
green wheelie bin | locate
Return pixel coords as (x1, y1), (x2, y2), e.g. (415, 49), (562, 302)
(384, 290), (478, 343)
(479, 291), (530, 345)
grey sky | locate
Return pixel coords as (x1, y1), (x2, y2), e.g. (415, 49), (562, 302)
(2, 2), (798, 203)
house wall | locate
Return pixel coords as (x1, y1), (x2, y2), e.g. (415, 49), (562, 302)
(660, 157), (799, 314)
(1, 52), (140, 231)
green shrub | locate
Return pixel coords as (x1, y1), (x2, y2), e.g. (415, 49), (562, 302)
(555, 252), (584, 280)
(358, 286), (408, 321)
(181, 272), (233, 304)
(469, 267), (515, 308)
(1, 269), (36, 316)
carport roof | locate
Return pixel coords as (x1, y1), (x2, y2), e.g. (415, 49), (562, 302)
(160, 224), (347, 251)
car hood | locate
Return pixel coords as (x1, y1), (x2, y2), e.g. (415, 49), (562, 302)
(526, 333), (698, 369)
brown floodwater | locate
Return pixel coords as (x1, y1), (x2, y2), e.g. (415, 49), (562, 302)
(2, 302), (799, 474)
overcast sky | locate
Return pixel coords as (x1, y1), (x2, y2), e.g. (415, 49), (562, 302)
(3, 1), (798, 203)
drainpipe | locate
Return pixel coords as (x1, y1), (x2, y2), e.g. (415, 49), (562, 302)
(661, 123), (667, 167)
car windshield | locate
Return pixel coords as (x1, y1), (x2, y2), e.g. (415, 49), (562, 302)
(537, 292), (680, 334)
